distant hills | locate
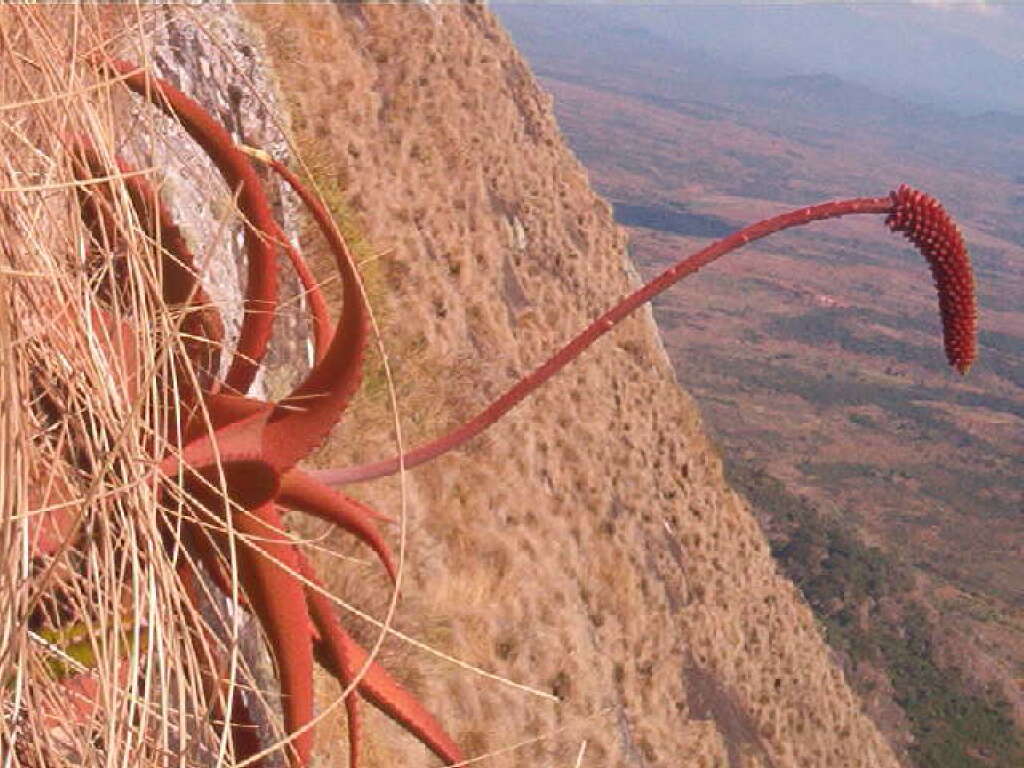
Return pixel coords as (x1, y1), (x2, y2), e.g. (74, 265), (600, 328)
(495, 3), (1024, 117)
(496, 4), (1024, 766)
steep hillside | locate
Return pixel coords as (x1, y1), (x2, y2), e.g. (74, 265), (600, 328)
(234, 5), (903, 766)
(493, 8), (1024, 766)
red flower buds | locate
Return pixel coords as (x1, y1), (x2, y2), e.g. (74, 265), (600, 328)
(886, 184), (978, 374)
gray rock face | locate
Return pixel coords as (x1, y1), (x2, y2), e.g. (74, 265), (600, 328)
(120, 4), (309, 396)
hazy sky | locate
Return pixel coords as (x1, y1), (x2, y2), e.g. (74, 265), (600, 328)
(492, 2), (1024, 115)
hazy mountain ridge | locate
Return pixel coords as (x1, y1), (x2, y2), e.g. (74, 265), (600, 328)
(496, 3), (1024, 117)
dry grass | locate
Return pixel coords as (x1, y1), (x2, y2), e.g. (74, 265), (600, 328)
(0, 8), (284, 766)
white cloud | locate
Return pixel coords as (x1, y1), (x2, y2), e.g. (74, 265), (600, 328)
(905, 0), (1000, 13)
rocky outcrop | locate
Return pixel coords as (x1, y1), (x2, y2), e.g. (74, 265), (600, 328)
(116, 6), (311, 393)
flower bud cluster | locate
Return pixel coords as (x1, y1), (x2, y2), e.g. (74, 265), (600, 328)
(886, 184), (977, 374)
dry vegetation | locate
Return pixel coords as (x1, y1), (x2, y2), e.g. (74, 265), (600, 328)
(0, 8), (269, 764)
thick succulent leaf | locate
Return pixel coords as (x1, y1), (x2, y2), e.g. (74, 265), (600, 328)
(298, 552), (464, 767)
(278, 468), (396, 582)
(260, 157), (368, 469)
(96, 59), (279, 395)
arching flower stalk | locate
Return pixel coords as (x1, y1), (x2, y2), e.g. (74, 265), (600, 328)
(312, 184), (976, 488)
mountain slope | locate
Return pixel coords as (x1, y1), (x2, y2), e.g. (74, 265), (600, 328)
(494, 6), (1024, 767)
(235, 5), (905, 766)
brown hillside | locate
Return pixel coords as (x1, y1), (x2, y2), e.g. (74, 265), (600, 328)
(490, 9), (1024, 762)
(236, 4), (902, 766)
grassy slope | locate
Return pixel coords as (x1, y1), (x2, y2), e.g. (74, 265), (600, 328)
(236, 5), (907, 767)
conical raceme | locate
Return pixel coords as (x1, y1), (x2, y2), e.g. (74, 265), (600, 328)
(886, 184), (977, 374)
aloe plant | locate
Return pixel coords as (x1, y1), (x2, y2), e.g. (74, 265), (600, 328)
(25, 53), (976, 768)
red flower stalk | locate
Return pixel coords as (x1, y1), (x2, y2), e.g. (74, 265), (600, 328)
(313, 188), (977, 487)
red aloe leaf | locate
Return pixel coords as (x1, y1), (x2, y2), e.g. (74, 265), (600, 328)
(297, 553), (464, 768)
(114, 156), (225, 380)
(182, 391), (269, 444)
(67, 139), (121, 256)
(254, 155), (369, 470)
(193, 499), (316, 768)
(94, 58), (279, 395)
(264, 211), (334, 364)
(175, 552), (265, 764)
(238, 146), (335, 362)
(26, 472), (80, 558)
(158, 407), (277, 497)
(278, 468), (396, 582)
(178, 520), (254, 614)
(296, 553), (363, 768)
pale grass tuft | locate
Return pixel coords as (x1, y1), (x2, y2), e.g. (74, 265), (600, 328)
(0, 8), (268, 766)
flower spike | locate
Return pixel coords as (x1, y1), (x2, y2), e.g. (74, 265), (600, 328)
(886, 184), (977, 374)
